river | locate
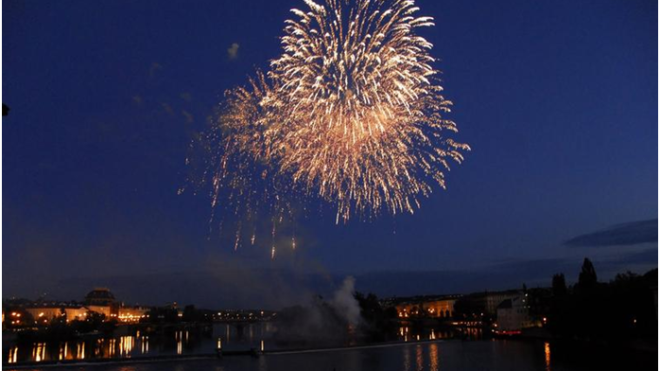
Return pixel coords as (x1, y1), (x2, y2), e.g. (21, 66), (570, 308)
(3, 340), (657, 371)
(2, 323), (655, 370)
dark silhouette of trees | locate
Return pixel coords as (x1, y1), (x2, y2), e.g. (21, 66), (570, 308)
(548, 272), (571, 335)
(577, 258), (598, 291)
(145, 306), (180, 324)
(181, 305), (213, 323)
(454, 293), (487, 320)
(354, 292), (397, 341)
(552, 273), (567, 297)
(183, 305), (200, 322)
(643, 269), (657, 284)
(548, 259), (656, 344)
(3, 308), (34, 329)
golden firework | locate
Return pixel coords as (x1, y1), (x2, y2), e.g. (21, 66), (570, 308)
(267, 0), (469, 221)
(191, 0), (468, 253)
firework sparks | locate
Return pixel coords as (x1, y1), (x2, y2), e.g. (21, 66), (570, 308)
(188, 0), (468, 255)
(268, 0), (469, 222)
(192, 72), (294, 252)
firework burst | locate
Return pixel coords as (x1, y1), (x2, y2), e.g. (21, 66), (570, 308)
(189, 0), (468, 253)
(266, 0), (469, 222)
(188, 72), (295, 252)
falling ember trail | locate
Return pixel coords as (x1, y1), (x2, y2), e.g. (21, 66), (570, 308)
(234, 221), (242, 251)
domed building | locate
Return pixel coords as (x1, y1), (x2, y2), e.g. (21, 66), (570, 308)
(84, 288), (118, 318)
(84, 288), (116, 306)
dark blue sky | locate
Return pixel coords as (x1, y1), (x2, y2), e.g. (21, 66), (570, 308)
(3, 0), (657, 308)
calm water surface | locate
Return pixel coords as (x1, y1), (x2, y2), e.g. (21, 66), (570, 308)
(3, 340), (657, 371)
(3, 323), (462, 364)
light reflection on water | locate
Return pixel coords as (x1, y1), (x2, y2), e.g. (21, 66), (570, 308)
(429, 343), (439, 371)
(120, 336), (134, 357)
(2, 338), (656, 371)
(7, 346), (17, 364)
(77, 342), (85, 360)
(415, 344), (424, 371)
(403, 344), (411, 371)
(141, 336), (149, 354)
(4, 322), (274, 364)
(4, 323), (478, 365)
(58, 342), (67, 361)
(31, 343), (46, 362)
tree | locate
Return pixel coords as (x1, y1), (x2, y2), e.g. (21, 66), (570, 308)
(578, 258), (598, 290)
(552, 273), (567, 297)
(454, 295), (485, 319)
(183, 305), (199, 322)
(354, 292), (396, 341)
(145, 306), (179, 324)
(548, 267), (657, 342)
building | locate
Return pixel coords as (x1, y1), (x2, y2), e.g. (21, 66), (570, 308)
(495, 295), (537, 333)
(84, 288), (119, 318)
(23, 305), (89, 324)
(6, 288), (122, 326)
(393, 295), (461, 319)
(86, 305), (115, 318)
(485, 291), (520, 317)
(452, 290), (520, 321)
(118, 306), (149, 322)
(3, 288), (155, 328)
(525, 288), (551, 327)
(85, 288), (116, 306)
(14, 307), (147, 325)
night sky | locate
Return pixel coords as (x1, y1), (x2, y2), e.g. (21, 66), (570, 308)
(3, 0), (657, 309)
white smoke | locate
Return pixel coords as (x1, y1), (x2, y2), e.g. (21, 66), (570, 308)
(332, 276), (361, 326)
(273, 276), (364, 344)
